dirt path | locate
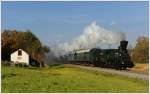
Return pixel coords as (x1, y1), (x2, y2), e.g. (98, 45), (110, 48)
(67, 64), (149, 80)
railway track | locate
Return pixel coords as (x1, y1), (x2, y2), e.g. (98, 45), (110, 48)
(66, 64), (149, 80)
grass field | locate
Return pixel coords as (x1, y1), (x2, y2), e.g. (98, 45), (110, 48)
(2, 64), (149, 93)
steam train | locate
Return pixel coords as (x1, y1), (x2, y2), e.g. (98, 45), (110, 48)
(66, 40), (134, 70)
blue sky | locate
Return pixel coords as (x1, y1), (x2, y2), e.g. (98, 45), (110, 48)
(2, 1), (149, 47)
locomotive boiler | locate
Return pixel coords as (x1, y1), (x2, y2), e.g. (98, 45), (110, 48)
(66, 40), (134, 70)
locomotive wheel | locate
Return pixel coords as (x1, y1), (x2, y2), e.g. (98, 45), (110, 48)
(115, 65), (122, 70)
(122, 66), (127, 70)
(93, 62), (101, 67)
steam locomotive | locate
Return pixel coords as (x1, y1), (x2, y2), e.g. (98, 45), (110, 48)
(66, 40), (134, 70)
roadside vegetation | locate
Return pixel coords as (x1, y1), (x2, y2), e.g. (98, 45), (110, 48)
(2, 64), (148, 93)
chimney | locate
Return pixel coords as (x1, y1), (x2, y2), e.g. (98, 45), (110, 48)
(120, 40), (128, 49)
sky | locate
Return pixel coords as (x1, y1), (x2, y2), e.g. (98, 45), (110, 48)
(2, 1), (149, 48)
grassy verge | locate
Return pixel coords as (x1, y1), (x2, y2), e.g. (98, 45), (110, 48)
(2, 64), (149, 93)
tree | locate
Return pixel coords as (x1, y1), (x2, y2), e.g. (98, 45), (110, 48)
(1, 30), (20, 60)
(132, 36), (149, 63)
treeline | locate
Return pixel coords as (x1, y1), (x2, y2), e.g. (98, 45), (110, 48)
(2, 30), (50, 67)
(131, 36), (149, 63)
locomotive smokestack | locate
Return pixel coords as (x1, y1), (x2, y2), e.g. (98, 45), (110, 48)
(120, 40), (128, 49)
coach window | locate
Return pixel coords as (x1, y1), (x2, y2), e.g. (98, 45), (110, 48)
(18, 50), (22, 56)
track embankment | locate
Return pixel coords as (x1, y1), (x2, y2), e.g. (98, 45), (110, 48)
(67, 64), (149, 80)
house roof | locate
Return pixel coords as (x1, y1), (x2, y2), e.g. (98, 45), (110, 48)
(11, 49), (29, 55)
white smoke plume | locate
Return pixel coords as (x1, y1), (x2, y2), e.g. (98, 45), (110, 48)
(51, 21), (126, 56)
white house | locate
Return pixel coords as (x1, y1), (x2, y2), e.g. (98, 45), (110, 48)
(11, 49), (29, 65)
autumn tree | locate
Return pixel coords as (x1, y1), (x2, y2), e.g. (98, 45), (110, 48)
(1, 30), (21, 60)
(132, 36), (149, 63)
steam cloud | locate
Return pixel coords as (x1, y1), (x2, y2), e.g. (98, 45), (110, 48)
(51, 21), (126, 56)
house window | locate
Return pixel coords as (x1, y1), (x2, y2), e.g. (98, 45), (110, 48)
(18, 50), (22, 56)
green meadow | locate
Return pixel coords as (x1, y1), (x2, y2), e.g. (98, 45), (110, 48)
(2, 64), (148, 93)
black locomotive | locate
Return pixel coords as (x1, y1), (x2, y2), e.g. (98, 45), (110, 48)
(66, 40), (134, 70)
